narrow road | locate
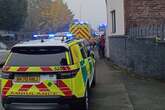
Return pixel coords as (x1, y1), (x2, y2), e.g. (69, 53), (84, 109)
(1, 58), (165, 110)
(0, 59), (134, 110)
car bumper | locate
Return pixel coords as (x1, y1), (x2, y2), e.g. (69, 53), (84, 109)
(2, 95), (78, 110)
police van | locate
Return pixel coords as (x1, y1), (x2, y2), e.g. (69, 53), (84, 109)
(1, 34), (96, 110)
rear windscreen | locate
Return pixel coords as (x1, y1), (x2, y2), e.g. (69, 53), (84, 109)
(6, 46), (68, 66)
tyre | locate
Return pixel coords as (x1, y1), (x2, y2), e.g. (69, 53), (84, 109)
(91, 68), (96, 88)
(79, 89), (89, 110)
(3, 106), (9, 110)
(70, 86), (89, 110)
(2, 102), (7, 110)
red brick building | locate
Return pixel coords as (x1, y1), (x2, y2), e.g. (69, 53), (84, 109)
(105, 0), (165, 35)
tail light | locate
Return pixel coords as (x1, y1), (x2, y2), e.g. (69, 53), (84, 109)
(1, 73), (14, 79)
(57, 69), (79, 79)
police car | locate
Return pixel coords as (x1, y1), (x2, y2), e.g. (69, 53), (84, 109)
(1, 34), (96, 110)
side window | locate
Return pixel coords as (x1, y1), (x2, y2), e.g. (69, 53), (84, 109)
(82, 42), (89, 56)
(80, 48), (87, 59)
(79, 43), (88, 59)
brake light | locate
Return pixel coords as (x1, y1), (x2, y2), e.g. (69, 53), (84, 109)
(57, 69), (79, 79)
(1, 73), (14, 79)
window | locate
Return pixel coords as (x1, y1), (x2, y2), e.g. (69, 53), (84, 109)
(7, 46), (68, 66)
(111, 10), (116, 33)
(81, 48), (87, 59)
(79, 43), (87, 59)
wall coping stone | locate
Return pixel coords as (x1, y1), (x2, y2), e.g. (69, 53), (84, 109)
(109, 35), (129, 38)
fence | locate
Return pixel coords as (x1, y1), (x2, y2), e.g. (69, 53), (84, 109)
(128, 24), (165, 40)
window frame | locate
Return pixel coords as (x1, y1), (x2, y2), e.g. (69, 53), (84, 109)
(111, 10), (116, 33)
(68, 49), (74, 65)
(79, 43), (88, 59)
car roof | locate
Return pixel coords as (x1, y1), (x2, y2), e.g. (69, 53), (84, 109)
(13, 38), (82, 49)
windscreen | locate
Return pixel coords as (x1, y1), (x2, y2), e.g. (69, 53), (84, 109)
(6, 46), (68, 66)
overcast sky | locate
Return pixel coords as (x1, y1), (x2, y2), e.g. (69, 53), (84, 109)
(64, 0), (107, 29)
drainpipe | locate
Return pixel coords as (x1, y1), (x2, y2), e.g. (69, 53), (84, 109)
(105, 0), (110, 58)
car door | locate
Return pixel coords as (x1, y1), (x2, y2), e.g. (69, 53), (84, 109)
(83, 44), (95, 86)
(79, 43), (94, 85)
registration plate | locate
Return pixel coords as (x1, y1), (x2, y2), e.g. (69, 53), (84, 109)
(15, 74), (40, 83)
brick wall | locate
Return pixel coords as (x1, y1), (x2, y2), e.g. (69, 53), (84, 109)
(124, 0), (165, 33)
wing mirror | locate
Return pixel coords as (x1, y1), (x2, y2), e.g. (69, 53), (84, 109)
(87, 49), (95, 59)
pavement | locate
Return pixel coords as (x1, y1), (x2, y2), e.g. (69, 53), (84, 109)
(1, 58), (165, 110)
(121, 69), (165, 110)
(104, 59), (165, 110)
(89, 59), (134, 110)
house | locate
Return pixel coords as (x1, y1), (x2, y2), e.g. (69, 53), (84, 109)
(105, 0), (165, 36)
(105, 0), (165, 57)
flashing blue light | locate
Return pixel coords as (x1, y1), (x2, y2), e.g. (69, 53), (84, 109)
(104, 24), (107, 27)
(100, 24), (104, 27)
(33, 35), (38, 38)
(99, 23), (107, 27)
(66, 33), (73, 40)
(66, 33), (72, 37)
(74, 22), (79, 25)
(32, 33), (75, 41)
(73, 19), (79, 22)
(48, 34), (55, 38)
(80, 21), (84, 24)
(95, 32), (99, 36)
(33, 34), (56, 39)
(66, 33), (73, 38)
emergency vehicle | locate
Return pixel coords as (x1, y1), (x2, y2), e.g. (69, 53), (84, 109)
(69, 21), (93, 40)
(1, 34), (96, 110)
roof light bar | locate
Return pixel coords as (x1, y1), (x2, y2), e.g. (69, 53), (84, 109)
(32, 33), (75, 42)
